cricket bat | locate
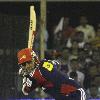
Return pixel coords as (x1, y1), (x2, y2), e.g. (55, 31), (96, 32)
(28, 5), (36, 49)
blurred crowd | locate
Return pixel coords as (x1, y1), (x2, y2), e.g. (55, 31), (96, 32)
(35, 16), (100, 99)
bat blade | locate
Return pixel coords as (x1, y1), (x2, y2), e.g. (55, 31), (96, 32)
(28, 5), (36, 49)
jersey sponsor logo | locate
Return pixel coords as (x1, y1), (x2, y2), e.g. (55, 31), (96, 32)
(43, 62), (53, 71)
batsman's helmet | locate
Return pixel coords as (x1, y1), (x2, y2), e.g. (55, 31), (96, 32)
(17, 48), (39, 75)
(17, 48), (39, 65)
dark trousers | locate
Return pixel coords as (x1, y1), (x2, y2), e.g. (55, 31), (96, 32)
(57, 88), (86, 100)
(46, 88), (86, 100)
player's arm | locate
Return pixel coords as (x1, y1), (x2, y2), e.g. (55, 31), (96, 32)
(22, 75), (38, 95)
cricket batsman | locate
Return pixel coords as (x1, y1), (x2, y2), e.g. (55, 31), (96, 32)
(17, 48), (86, 100)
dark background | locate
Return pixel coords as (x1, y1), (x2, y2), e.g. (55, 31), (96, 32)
(0, 2), (100, 26)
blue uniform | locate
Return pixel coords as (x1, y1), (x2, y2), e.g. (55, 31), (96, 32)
(22, 59), (86, 100)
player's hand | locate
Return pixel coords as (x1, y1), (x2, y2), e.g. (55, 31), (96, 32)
(23, 77), (32, 87)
